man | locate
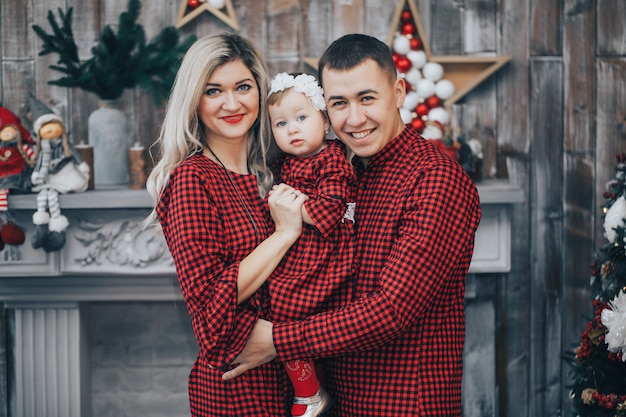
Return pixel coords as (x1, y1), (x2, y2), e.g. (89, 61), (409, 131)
(224, 33), (482, 416)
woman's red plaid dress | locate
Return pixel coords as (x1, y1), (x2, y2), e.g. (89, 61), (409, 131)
(273, 125), (482, 416)
(157, 153), (291, 416)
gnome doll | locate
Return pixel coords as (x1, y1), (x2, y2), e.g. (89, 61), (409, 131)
(0, 106), (36, 250)
(31, 113), (89, 252)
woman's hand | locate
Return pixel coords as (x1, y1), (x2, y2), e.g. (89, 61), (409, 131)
(267, 183), (307, 241)
(222, 319), (276, 380)
(235, 183), (307, 303)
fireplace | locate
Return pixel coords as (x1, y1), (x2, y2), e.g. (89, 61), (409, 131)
(1, 181), (522, 416)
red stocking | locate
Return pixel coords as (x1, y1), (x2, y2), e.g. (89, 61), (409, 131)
(285, 359), (320, 416)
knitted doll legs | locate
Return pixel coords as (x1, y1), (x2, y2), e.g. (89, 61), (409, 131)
(32, 187), (69, 252)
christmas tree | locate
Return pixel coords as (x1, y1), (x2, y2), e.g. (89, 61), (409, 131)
(568, 152), (626, 416)
(32, 0), (196, 105)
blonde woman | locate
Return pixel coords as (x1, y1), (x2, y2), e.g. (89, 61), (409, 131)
(145, 33), (304, 417)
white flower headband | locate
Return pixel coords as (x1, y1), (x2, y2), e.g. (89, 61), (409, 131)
(269, 72), (326, 111)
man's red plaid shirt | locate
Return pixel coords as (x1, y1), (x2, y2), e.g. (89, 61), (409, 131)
(273, 125), (482, 416)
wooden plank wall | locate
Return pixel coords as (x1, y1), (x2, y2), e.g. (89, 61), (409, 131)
(1, 0), (626, 416)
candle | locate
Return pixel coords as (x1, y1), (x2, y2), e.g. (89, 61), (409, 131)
(128, 142), (147, 190)
(75, 142), (94, 190)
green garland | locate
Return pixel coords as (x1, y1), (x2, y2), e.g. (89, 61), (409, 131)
(32, 0), (196, 105)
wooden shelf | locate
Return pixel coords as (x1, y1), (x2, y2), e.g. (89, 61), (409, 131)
(8, 179), (523, 210)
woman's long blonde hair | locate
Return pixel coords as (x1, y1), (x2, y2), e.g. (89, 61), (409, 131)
(144, 33), (274, 226)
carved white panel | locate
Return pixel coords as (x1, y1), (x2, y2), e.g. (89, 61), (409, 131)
(61, 210), (174, 275)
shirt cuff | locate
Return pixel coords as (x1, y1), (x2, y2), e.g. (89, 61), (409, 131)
(273, 320), (307, 362)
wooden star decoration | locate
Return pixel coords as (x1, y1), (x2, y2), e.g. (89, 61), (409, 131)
(387, 0), (510, 110)
(175, 0), (240, 31)
(305, 0), (510, 112)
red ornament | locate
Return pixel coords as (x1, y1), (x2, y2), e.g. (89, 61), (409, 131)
(395, 56), (412, 73)
(409, 37), (423, 50)
(392, 52), (400, 65)
(402, 23), (416, 36)
(426, 96), (441, 108)
(188, 0), (201, 9)
(0, 222), (25, 246)
(416, 103), (430, 117)
(411, 118), (426, 132)
(401, 10), (413, 23)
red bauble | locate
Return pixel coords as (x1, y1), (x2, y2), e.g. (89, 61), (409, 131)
(0, 222), (25, 246)
(426, 96), (441, 108)
(416, 103), (430, 117)
(410, 37), (423, 50)
(188, 0), (201, 9)
(401, 10), (413, 23)
(411, 118), (426, 132)
(395, 56), (412, 73)
(402, 23), (416, 36)
(392, 52), (400, 65)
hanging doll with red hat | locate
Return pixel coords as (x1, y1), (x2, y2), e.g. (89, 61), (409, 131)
(0, 106), (36, 250)
(30, 113), (89, 252)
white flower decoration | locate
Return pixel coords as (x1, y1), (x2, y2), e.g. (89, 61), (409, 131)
(269, 72), (326, 111)
(603, 196), (626, 243)
(601, 290), (626, 361)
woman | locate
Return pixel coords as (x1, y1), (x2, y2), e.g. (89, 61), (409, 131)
(145, 33), (305, 416)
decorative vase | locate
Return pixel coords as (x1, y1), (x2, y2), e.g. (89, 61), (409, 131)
(88, 100), (129, 186)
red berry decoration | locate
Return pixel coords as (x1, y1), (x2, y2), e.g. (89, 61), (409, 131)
(188, 0), (201, 9)
(395, 56), (412, 73)
(401, 10), (413, 23)
(426, 95), (441, 108)
(402, 23), (416, 36)
(416, 103), (430, 117)
(410, 37), (423, 50)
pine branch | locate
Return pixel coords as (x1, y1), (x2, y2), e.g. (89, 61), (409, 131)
(32, 8), (82, 81)
(32, 0), (196, 104)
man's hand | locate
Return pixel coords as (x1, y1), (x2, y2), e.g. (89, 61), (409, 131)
(222, 319), (277, 380)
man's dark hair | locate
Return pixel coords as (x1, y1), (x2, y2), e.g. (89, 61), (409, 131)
(317, 33), (397, 86)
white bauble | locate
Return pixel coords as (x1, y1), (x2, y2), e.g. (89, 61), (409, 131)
(208, 0), (225, 8)
(421, 122), (444, 140)
(393, 35), (411, 55)
(400, 108), (413, 124)
(422, 62), (444, 81)
(407, 50), (427, 69)
(428, 107), (450, 125)
(403, 91), (420, 111)
(405, 68), (422, 86)
(435, 79), (455, 100)
(416, 79), (436, 98)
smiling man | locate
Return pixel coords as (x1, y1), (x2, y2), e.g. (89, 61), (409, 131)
(224, 33), (482, 417)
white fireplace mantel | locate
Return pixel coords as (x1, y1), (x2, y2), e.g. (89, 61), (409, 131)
(1, 179), (524, 301)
